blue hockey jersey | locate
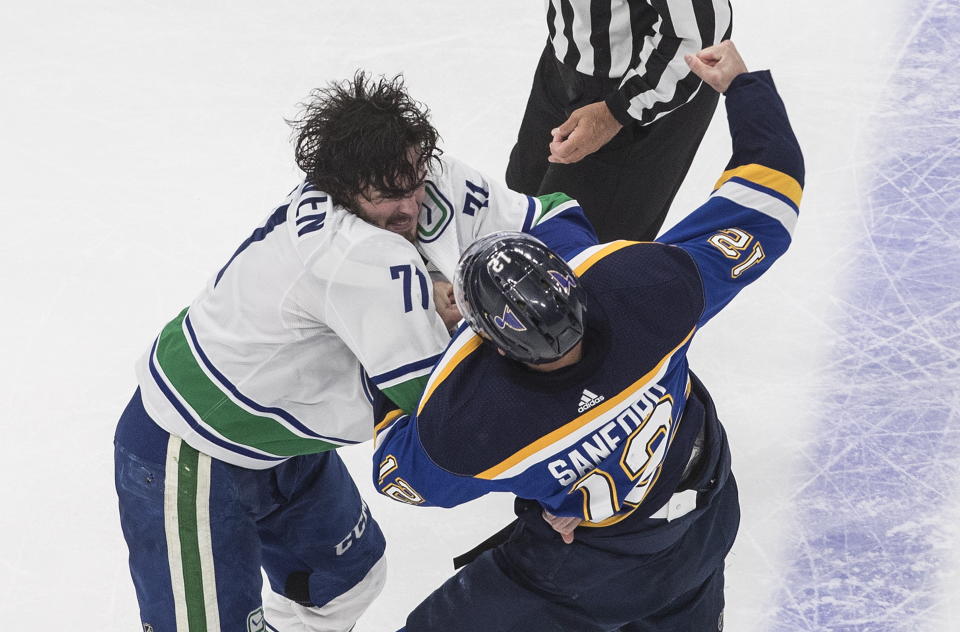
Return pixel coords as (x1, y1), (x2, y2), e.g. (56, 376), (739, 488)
(372, 70), (803, 527)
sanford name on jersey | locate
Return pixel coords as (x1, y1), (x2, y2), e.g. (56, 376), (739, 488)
(550, 381), (668, 488)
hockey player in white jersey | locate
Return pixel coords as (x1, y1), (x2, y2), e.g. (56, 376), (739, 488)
(113, 73), (590, 632)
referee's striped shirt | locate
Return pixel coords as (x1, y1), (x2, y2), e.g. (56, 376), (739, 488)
(546, 0), (733, 126)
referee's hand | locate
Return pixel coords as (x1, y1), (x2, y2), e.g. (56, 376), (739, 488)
(547, 101), (623, 165)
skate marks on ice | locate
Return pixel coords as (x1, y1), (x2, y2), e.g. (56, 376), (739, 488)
(771, 1), (960, 630)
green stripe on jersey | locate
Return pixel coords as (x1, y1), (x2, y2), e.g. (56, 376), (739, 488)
(154, 309), (339, 457)
(382, 374), (431, 414)
(534, 192), (575, 224)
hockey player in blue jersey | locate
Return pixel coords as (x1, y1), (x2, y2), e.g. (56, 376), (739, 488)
(372, 41), (803, 631)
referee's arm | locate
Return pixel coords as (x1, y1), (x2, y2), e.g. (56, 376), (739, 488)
(548, 0), (732, 165)
(606, 0), (733, 127)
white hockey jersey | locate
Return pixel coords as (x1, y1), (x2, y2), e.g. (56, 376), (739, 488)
(135, 155), (565, 468)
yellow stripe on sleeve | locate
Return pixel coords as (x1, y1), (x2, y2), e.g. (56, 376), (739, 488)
(417, 335), (483, 414)
(373, 409), (403, 444)
(572, 240), (637, 275)
(714, 163), (803, 208)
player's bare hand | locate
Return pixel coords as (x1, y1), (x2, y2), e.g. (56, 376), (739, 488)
(684, 40), (748, 94)
(542, 509), (581, 544)
(548, 102), (623, 164)
(433, 280), (462, 332)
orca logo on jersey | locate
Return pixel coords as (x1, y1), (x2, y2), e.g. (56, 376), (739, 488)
(247, 607), (266, 632)
(417, 181), (454, 243)
(548, 269), (576, 294)
(494, 305), (527, 332)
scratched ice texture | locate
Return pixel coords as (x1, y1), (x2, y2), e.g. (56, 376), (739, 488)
(2, 1), (958, 630)
(770, 1), (960, 630)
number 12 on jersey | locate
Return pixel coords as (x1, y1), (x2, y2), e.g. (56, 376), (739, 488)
(390, 264), (430, 312)
(707, 228), (765, 279)
(572, 397), (674, 522)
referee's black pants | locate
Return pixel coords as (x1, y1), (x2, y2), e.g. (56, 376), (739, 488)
(506, 42), (720, 243)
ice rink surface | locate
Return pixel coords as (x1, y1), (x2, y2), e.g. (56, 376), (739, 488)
(2, 1), (957, 629)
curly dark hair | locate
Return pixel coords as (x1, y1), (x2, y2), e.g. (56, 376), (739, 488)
(289, 71), (442, 212)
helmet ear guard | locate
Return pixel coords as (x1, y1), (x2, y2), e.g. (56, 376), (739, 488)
(453, 232), (586, 364)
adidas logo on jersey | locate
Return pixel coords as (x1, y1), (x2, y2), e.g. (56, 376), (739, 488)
(578, 389), (605, 413)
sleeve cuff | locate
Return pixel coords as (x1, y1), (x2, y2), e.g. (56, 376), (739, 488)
(724, 69), (775, 95)
(604, 91), (637, 127)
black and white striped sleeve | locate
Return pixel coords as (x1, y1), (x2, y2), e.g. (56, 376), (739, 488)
(606, 0), (733, 127)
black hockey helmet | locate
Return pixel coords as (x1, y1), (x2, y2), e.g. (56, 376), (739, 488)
(453, 231), (586, 364)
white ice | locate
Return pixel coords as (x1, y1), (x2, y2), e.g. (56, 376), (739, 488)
(1, 1), (956, 630)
